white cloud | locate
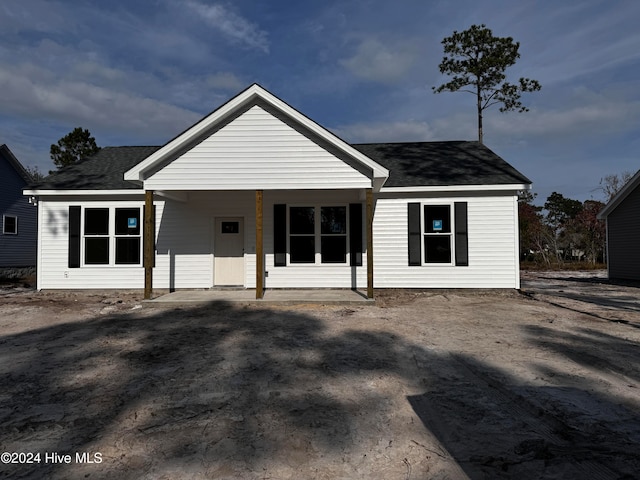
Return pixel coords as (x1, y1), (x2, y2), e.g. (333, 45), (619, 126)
(333, 120), (436, 143)
(340, 37), (417, 84)
(488, 97), (640, 140)
(206, 72), (245, 91)
(0, 63), (201, 139)
(184, 1), (269, 53)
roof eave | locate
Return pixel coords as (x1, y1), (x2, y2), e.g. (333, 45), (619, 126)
(380, 183), (531, 193)
(597, 168), (640, 219)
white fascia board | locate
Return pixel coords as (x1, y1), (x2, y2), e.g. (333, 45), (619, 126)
(23, 189), (143, 196)
(23, 188), (188, 202)
(380, 183), (531, 194)
(597, 168), (640, 219)
(124, 84), (389, 185)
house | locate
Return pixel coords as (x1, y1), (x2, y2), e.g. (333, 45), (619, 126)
(597, 169), (640, 281)
(24, 84), (531, 298)
(1, 144), (37, 269)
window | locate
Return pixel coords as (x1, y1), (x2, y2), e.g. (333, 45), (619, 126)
(3, 215), (17, 235)
(289, 207), (315, 263)
(408, 202), (468, 267)
(84, 209), (109, 264)
(115, 208), (141, 264)
(423, 205), (452, 264)
(288, 205), (349, 264)
(82, 207), (142, 266)
(221, 221), (239, 234)
(321, 206), (347, 263)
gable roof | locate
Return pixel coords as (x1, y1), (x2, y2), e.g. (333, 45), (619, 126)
(1, 144), (33, 185)
(28, 141), (530, 192)
(124, 83), (389, 186)
(29, 146), (160, 190)
(353, 141), (531, 188)
(598, 168), (640, 219)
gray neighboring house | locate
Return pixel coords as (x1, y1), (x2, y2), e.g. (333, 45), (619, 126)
(0, 144), (37, 268)
(598, 169), (640, 281)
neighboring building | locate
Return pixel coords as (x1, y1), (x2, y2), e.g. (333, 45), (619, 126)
(25, 84), (531, 296)
(1, 144), (37, 268)
(598, 169), (640, 281)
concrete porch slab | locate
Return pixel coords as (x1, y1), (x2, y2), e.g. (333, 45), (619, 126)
(143, 289), (373, 307)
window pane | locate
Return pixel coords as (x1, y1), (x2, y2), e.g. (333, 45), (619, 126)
(116, 238), (141, 264)
(85, 238), (109, 264)
(321, 236), (346, 263)
(425, 236), (451, 263)
(3, 216), (17, 234)
(321, 207), (346, 234)
(424, 205), (451, 233)
(221, 221), (239, 234)
(290, 207), (314, 234)
(115, 208), (140, 235)
(290, 236), (315, 263)
(85, 208), (109, 235)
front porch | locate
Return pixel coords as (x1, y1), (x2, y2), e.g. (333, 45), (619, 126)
(143, 288), (373, 306)
(143, 189), (374, 300)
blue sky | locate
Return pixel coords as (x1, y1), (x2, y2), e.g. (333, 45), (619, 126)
(1, 0), (639, 204)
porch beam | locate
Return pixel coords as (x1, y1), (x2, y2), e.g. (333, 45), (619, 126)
(256, 190), (264, 299)
(144, 190), (154, 299)
(366, 188), (374, 299)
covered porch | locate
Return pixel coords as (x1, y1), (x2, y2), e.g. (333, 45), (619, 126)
(143, 188), (375, 300)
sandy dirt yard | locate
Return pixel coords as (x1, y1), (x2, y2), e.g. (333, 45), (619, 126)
(1, 271), (639, 479)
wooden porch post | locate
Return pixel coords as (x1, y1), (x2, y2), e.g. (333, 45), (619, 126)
(144, 190), (154, 300)
(366, 188), (374, 299)
(256, 190), (264, 299)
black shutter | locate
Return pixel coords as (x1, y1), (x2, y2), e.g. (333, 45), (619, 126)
(349, 203), (363, 266)
(68, 206), (81, 268)
(454, 202), (469, 266)
(274, 204), (286, 266)
(408, 202), (421, 266)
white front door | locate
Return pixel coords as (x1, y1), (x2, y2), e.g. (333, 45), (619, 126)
(214, 217), (245, 286)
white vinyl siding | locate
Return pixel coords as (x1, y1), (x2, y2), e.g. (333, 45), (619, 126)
(373, 195), (520, 288)
(38, 198), (147, 290)
(36, 191), (519, 291)
(145, 105), (371, 191)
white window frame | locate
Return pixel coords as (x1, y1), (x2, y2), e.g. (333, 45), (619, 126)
(2, 215), (18, 235)
(287, 204), (350, 266)
(422, 202), (455, 266)
(81, 206), (142, 267)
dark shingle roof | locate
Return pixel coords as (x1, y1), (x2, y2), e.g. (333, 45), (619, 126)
(30, 146), (161, 190)
(352, 141), (531, 187)
(31, 141), (530, 190)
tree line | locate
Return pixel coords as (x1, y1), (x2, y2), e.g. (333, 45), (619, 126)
(518, 172), (633, 267)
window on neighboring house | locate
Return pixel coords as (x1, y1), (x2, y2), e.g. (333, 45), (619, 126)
(3, 215), (17, 235)
(423, 204), (452, 263)
(289, 205), (349, 264)
(83, 207), (142, 265)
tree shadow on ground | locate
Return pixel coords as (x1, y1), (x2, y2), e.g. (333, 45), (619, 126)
(0, 301), (435, 479)
(409, 350), (640, 480)
(2, 300), (640, 479)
